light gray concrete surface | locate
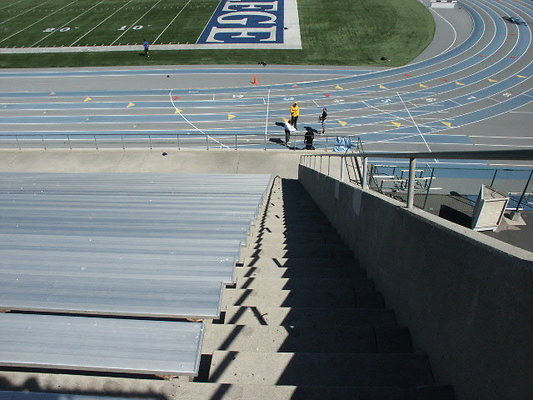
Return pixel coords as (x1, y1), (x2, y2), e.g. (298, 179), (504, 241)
(0, 149), (302, 178)
(299, 164), (533, 400)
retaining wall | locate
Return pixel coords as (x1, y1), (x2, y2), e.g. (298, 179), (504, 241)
(299, 165), (533, 400)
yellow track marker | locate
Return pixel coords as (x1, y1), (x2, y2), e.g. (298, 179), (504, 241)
(338, 120), (348, 126)
(516, 75), (526, 79)
(127, 102), (135, 108)
(83, 97), (92, 102)
(335, 85), (343, 90)
(174, 108), (183, 114)
(419, 83), (428, 88)
(391, 121), (402, 127)
(441, 121), (452, 128)
(228, 113), (236, 120)
(488, 78), (498, 83)
(379, 84), (388, 89)
(455, 82), (465, 86)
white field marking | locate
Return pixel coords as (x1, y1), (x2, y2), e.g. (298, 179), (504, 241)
(169, 89), (229, 149)
(428, 8), (459, 56)
(361, 99), (434, 130)
(0, 0), (54, 26)
(265, 89), (271, 140)
(470, 143), (533, 148)
(396, 91), (433, 155)
(509, 111), (533, 114)
(70, 0), (135, 46)
(0, 0), (79, 45)
(469, 135), (533, 140)
(195, 0), (221, 45)
(0, 0), (30, 12)
(153, 0), (192, 45)
(312, 100), (320, 107)
(110, 0), (164, 45)
(31, 0), (106, 47)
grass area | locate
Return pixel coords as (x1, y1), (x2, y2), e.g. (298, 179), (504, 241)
(0, 0), (435, 68)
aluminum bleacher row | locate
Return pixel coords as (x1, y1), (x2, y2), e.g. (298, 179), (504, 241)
(0, 172), (272, 377)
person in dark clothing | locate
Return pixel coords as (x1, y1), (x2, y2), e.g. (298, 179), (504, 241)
(143, 39), (150, 57)
(319, 107), (327, 134)
(304, 126), (317, 150)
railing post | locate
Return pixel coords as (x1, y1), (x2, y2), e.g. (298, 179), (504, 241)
(407, 158), (417, 209)
(94, 135), (98, 150)
(149, 135), (153, 150)
(340, 157), (344, 181)
(121, 135), (125, 150)
(16, 135), (21, 151)
(206, 135), (209, 150)
(490, 169), (498, 187)
(327, 155), (331, 176)
(67, 135), (72, 150)
(177, 135), (180, 150)
(41, 135), (46, 150)
(235, 134), (238, 150)
(362, 157), (368, 189)
(515, 170), (533, 212)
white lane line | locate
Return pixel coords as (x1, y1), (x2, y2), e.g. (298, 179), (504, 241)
(169, 89), (229, 149)
(153, 0), (193, 45)
(110, 0), (165, 45)
(265, 89), (271, 141)
(31, 0), (106, 47)
(396, 91), (433, 155)
(0, 0), (54, 26)
(429, 8), (459, 56)
(0, 0), (79, 45)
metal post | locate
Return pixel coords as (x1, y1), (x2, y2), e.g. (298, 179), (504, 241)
(177, 135), (180, 150)
(340, 157), (344, 181)
(362, 157), (368, 189)
(327, 156), (331, 176)
(313, 155), (317, 170)
(149, 135), (153, 150)
(422, 167), (435, 210)
(319, 155), (323, 173)
(67, 135), (72, 150)
(235, 134), (238, 150)
(206, 135), (209, 150)
(515, 170), (533, 212)
(325, 135), (328, 152)
(16, 135), (21, 151)
(407, 158), (417, 209)
(490, 169), (498, 187)
(94, 135), (98, 150)
(121, 135), (125, 150)
(41, 135), (46, 150)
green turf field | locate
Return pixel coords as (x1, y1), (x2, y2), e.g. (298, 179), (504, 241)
(0, 0), (435, 67)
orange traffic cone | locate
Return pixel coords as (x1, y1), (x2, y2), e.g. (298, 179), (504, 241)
(251, 75), (260, 85)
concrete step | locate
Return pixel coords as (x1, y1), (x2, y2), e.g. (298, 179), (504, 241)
(176, 382), (455, 400)
(208, 351), (434, 387)
(203, 325), (412, 353)
(216, 306), (397, 327)
(223, 288), (384, 308)
(235, 277), (375, 292)
(242, 256), (361, 270)
(236, 265), (366, 280)
(242, 247), (353, 259)
(254, 231), (342, 243)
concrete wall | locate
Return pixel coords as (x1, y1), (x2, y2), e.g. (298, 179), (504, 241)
(299, 165), (533, 400)
(0, 149), (302, 178)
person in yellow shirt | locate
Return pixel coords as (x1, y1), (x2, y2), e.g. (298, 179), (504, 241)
(290, 102), (300, 129)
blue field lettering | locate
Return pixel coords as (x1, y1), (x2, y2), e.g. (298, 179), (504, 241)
(198, 0), (285, 44)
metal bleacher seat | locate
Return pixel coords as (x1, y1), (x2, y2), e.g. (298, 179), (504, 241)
(0, 172), (272, 378)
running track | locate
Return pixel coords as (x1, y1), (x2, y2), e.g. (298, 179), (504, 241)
(0, 0), (531, 163)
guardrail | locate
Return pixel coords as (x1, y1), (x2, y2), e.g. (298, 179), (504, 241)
(300, 149), (533, 211)
(0, 132), (337, 151)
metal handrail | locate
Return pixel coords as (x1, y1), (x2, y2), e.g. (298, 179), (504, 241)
(300, 149), (533, 209)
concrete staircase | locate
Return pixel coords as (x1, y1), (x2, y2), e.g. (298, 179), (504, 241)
(191, 178), (455, 399)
